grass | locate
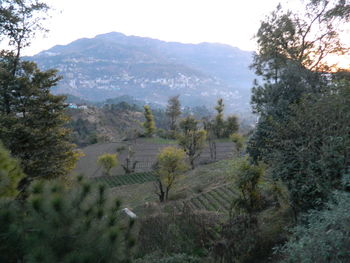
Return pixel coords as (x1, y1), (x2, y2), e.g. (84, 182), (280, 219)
(140, 137), (178, 144)
(92, 171), (156, 187)
(106, 159), (241, 216)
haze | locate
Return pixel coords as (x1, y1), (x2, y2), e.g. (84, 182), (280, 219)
(26, 0), (300, 55)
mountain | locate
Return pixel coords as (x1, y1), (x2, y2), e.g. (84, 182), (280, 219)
(30, 32), (256, 113)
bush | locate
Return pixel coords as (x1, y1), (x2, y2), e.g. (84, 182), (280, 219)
(0, 177), (135, 263)
(137, 209), (219, 258)
(279, 190), (350, 263)
(97, 153), (119, 176)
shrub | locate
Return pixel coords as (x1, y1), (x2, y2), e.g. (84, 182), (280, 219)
(0, 177), (135, 263)
(97, 153), (119, 176)
(279, 190), (350, 263)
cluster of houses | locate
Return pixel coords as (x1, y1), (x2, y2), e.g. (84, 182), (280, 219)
(67, 103), (88, 110)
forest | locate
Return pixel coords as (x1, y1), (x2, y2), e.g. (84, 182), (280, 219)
(1, 0), (350, 262)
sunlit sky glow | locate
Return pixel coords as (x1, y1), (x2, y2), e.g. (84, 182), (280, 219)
(24, 0), (349, 68)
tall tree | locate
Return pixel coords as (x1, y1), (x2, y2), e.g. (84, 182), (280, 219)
(165, 95), (181, 134)
(0, 1), (79, 195)
(143, 105), (156, 137)
(177, 116), (207, 169)
(0, 59), (80, 193)
(214, 98), (225, 138)
(248, 0), (350, 213)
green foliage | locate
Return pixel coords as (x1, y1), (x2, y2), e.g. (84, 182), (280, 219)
(223, 115), (239, 138)
(143, 105), (156, 137)
(0, 142), (24, 198)
(155, 146), (187, 202)
(97, 153), (118, 176)
(165, 95), (181, 134)
(280, 191), (350, 263)
(265, 81), (350, 213)
(0, 57), (80, 194)
(0, 177), (135, 263)
(214, 98), (225, 138)
(247, 0), (350, 215)
(0, 0), (49, 57)
(137, 209), (218, 259)
(230, 133), (245, 154)
(178, 116), (207, 169)
(231, 158), (265, 216)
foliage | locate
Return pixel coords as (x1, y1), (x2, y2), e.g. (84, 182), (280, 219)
(0, 176), (135, 263)
(247, 0), (350, 215)
(280, 190), (350, 263)
(0, 57), (80, 194)
(230, 133), (245, 154)
(137, 208), (219, 259)
(154, 147), (187, 202)
(118, 146), (138, 174)
(143, 105), (156, 137)
(165, 95), (181, 134)
(135, 252), (201, 263)
(231, 158), (265, 216)
(0, 0), (49, 58)
(177, 116), (207, 169)
(97, 153), (118, 176)
(223, 115), (239, 138)
(266, 81), (350, 213)
(203, 118), (217, 161)
(214, 98), (225, 138)
(0, 142), (24, 198)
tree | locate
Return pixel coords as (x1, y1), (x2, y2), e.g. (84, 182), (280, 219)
(165, 95), (181, 134)
(0, 58), (80, 195)
(177, 116), (207, 169)
(143, 105), (156, 137)
(247, 0), (350, 214)
(154, 146), (187, 202)
(97, 153), (118, 176)
(230, 133), (244, 155)
(0, 177), (135, 263)
(248, 0), (350, 163)
(214, 98), (225, 138)
(0, 1), (80, 196)
(0, 142), (24, 198)
(223, 115), (239, 138)
(117, 145), (138, 174)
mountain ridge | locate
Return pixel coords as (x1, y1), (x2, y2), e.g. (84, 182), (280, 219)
(30, 32), (256, 113)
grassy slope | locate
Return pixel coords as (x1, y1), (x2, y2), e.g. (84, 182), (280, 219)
(107, 159), (237, 216)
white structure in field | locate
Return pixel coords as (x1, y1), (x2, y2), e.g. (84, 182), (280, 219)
(122, 208), (137, 218)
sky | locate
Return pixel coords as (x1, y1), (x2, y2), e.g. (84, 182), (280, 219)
(25, 0), (301, 55)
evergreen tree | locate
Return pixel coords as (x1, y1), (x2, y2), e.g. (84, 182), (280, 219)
(0, 142), (24, 198)
(143, 105), (156, 137)
(165, 95), (181, 133)
(177, 116), (207, 169)
(0, 176), (135, 262)
(0, 1), (79, 195)
(223, 115), (239, 138)
(0, 57), (80, 195)
(214, 98), (225, 138)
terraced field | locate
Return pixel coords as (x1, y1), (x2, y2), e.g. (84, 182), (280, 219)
(74, 138), (235, 177)
(174, 185), (237, 213)
(92, 171), (156, 187)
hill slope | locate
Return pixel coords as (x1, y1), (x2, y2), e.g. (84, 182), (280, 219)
(30, 32), (255, 112)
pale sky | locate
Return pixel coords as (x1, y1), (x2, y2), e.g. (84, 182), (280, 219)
(25, 0), (301, 56)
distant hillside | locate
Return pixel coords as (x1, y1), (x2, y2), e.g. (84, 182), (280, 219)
(30, 32), (256, 113)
